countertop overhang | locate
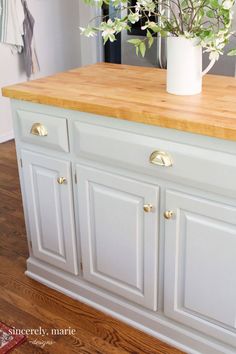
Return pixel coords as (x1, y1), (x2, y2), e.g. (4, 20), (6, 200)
(2, 62), (236, 141)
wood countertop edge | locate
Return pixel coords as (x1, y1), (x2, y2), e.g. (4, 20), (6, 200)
(2, 84), (236, 143)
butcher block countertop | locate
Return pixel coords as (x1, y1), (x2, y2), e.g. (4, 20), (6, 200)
(2, 62), (236, 141)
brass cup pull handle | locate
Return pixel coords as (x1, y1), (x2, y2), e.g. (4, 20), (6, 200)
(149, 150), (173, 167)
(57, 177), (67, 185)
(143, 204), (153, 213)
(30, 123), (48, 137)
(164, 210), (174, 219)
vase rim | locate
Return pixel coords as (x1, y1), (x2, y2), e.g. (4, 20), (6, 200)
(168, 35), (194, 39)
(167, 36), (201, 45)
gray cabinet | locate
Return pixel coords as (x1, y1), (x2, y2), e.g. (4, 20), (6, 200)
(21, 150), (78, 274)
(76, 164), (159, 309)
(11, 100), (236, 354)
(164, 190), (236, 346)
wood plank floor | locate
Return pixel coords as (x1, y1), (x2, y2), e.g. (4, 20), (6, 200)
(0, 140), (185, 354)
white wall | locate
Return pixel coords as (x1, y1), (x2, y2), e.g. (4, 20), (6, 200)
(0, 0), (81, 143)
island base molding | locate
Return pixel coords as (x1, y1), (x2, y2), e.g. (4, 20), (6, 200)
(26, 258), (235, 354)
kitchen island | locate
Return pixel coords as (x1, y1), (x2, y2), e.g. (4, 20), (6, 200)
(2, 63), (236, 354)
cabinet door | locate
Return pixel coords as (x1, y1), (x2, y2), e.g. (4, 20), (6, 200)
(21, 150), (78, 274)
(164, 190), (236, 346)
(76, 165), (159, 310)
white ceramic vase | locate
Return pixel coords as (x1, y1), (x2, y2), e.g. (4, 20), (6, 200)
(166, 36), (216, 95)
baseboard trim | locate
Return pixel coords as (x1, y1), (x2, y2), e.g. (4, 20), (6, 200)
(25, 258), (236, 354)
(0, 131), (14, 143)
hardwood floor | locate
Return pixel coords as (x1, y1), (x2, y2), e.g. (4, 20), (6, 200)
(0, 140), (184, 354)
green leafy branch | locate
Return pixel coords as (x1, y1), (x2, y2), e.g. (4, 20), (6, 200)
(80, 0), (236, 60)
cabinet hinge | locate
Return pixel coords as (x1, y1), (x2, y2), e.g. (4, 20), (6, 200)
(74, 173), (77, 184)
(20, 158), (23, 168)
(80, 261), (83, 272)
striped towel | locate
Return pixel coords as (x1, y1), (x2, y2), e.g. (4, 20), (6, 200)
(0, 0), (25, 53)
(22, 0), (40, 77)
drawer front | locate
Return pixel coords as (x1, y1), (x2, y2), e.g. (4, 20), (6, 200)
(73, 121), (236, 196)
(16, 110), (69, 152)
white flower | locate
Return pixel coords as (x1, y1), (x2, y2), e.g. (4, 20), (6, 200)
(209, 51), (220, 60)
(114, 19), (128, 32)
(102, 28), (115, 37)
(128, 12), (140, 24)
(184, 31), (193, 38)
(107, 19), (114, 26)
(141, 21), (159, 31)
(136, 0), (156, 12)
(222, 0), (234, 9)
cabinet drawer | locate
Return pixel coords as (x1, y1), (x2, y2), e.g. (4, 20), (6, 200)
(73, 121), (236, 195)
(16, 110), (69, 152)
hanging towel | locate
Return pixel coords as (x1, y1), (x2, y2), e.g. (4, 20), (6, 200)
(0, 0), (25, 53)
(22, 0), (40, 78)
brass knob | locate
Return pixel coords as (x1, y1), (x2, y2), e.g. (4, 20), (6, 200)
(143, 204), (153, 212)
(149, 150), (173, 167)
(164, 210), (174, 219)
(30, 123), (48, 136)
(57, 177), (67, 185)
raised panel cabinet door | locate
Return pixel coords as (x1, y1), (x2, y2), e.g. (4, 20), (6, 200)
(164, 190), (236, 347)
(21, 150), (78, 274)
(76, 164), (159, 310)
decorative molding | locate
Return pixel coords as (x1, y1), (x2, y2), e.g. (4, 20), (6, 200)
(0, 131), (14, 143)
(25, 258), (234, 354)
